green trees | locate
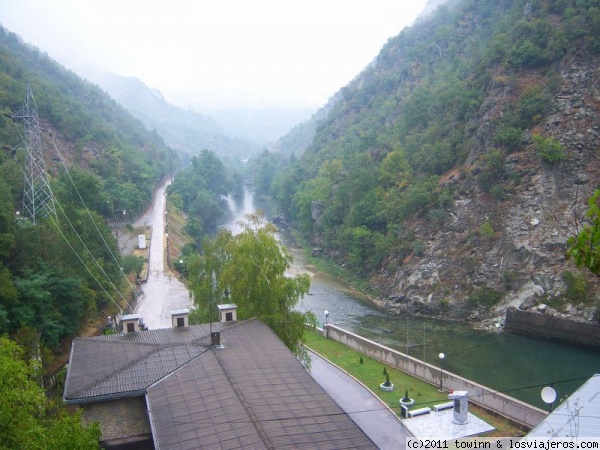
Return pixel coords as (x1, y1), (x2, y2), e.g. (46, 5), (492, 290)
(268, 0), (600, 281)
(167, 149), (238, 241)
(0, 27), (178, 355)
(0, 336), (101, 449)
(188, 213), (314, 363)
(567, 190), (600, 277)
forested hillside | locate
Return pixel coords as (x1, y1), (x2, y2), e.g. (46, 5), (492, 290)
(271, 0), (600, 323)
(0, 26), (177, 360)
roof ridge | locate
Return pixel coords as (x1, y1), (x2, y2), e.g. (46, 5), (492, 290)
(213, 343), (275, 450)
(67, 341), (207, 400)
(75, 337), (160, 347)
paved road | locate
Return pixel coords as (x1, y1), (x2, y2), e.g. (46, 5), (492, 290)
(308, 350), (412, 450)
(134, 180), (191, 329)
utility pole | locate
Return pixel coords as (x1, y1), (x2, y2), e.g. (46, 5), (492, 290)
(12, 84), (56, 224)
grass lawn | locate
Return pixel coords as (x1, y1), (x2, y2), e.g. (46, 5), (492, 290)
(304, 329), (526, 437)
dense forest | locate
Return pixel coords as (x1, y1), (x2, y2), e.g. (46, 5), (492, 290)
(167, 148), (242, 246)
(0, 26), (178, 364)
(1, 0), (599, 442)
(249, 0), (600, 320)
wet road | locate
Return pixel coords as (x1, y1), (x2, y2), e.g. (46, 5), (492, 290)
(309, 350), (411, 449)
(134, 181), (191, 330)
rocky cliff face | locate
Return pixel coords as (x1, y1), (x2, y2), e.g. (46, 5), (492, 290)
(374, 56), (600, 328)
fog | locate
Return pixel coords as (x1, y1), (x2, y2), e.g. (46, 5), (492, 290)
(0, 0), (428, 109)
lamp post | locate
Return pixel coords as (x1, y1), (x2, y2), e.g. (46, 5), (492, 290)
(324, 310), (329, 339)
(541, 386), (556, 412)
(438, 352), (445, 392)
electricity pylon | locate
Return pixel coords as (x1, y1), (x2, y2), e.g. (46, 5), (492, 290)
(12, 84), (57, 224)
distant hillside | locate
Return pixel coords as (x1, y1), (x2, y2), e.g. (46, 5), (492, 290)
(272, 0), (600, 326)
(205, 106), (315, 148)
(85, 71), (261, 160)
(0, 25), (177, 351)
(270, 92), (340, 156)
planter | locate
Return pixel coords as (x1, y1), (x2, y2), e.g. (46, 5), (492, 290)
(380, 382), (394, 392)
(400, 398), (415, 407)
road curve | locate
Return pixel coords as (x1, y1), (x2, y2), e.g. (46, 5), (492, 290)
(308, 350), (412, 450)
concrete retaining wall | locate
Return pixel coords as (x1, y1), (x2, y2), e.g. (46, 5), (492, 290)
(505, 307), (600, 349)
(324, 324), (547, 429)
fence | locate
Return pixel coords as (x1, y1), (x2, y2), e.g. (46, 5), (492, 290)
(323, 324), (547, 429)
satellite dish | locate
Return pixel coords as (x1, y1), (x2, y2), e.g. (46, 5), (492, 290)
(541, 386), (557, 404)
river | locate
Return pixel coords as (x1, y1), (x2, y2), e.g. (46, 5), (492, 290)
(219, 185), (600, 410)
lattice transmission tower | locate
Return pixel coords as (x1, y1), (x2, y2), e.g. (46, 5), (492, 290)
(12, 84), (56, 224)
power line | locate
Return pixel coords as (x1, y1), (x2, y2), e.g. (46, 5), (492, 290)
(47, 213), (124, 315)
(6, 88), (133, 313)
(147, 375), (599, 428)
(53, 197), (133, 312)
(48, 131), (138, 295)
(11, 84), (57, 223)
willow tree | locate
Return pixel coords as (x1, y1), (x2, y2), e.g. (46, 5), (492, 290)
(188, 212), (314, 363)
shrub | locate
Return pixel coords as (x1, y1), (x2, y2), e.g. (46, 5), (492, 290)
(495, 125), (523, 150)
(501, 270), (517, 289)
(479, 221), (495, 238)
(518, 86), (551, 126)
(468, 287), (502, 307)
(533, 135), (567, 163)
(562, 270), (592, 305)
(490, 185), (507, 201)
(383, 373), (392, 387)
(411, 240), (426, 256)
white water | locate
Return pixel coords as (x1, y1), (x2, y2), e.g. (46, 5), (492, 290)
(217, 187), (600, 409)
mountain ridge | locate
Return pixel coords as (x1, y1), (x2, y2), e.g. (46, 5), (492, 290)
(271, 0), (600, 327)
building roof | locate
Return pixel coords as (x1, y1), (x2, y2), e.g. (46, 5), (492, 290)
(528, 374), (600, 438)
(65, 319), (376, 449)
(120, 313), (141, 321)
(64, 323), (223, 404)
(217, 304), (237, 310)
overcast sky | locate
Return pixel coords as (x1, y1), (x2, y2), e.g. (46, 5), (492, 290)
(0, 0), (428, 109)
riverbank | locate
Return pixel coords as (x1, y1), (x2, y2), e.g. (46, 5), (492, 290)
(284, 226), (600, 351)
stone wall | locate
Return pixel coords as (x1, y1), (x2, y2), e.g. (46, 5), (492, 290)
(505, 307), (600, 349)
(323, 324), (547, 429)
(81, 396), (153, 448)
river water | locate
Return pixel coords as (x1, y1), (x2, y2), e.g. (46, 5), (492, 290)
(219, 186), (600, 410)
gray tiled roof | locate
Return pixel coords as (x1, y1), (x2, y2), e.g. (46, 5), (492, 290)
(65, 319), (377, 449)
(64, 323), (223, 403)
(146, 319), (376, 449)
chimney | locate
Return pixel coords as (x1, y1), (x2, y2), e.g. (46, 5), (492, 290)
(217, 304), (237, 323)
(170, 309), (190, 328)
(211, 331), (221, 346)
(120, 314), (142, 334)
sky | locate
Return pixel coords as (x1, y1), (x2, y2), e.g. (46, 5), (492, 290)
(0, 0), (429, 109)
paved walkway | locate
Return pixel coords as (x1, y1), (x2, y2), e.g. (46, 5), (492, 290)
(308, 350), (412, 450)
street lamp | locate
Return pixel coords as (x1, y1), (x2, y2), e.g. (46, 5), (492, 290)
(541, 386), (557, 412)
(324, 310), (329, 339)
(439, 352), (445, 392)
